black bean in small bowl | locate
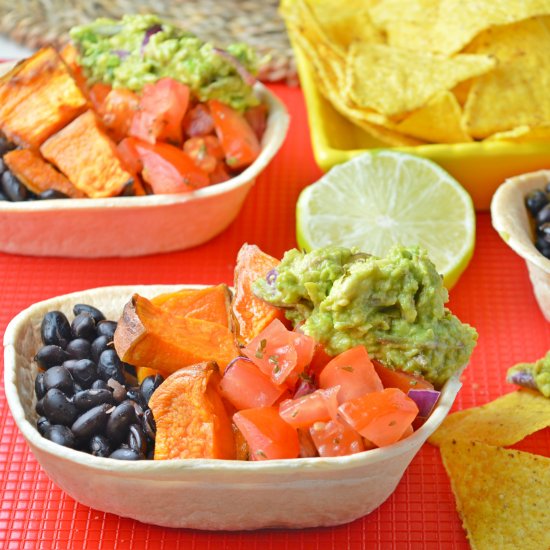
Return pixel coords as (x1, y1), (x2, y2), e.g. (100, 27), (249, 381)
(492, 169), (550, 321)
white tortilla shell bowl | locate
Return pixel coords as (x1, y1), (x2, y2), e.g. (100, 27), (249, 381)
(0, 61), (289, 258)
(4, 285), (462, 530)
(491, 169), (550, 322)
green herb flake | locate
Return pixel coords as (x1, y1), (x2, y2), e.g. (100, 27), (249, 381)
(341, 365), (354, 372)
(255, 339), (267, 359)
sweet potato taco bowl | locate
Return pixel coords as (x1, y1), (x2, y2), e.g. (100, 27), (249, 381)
(4, 284), (462, 530)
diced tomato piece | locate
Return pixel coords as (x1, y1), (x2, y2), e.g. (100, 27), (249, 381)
(117, 137), (143, 175)
(88, 82), (112, 113)
(400, 424), (414, 440)
(319, 345), (383, 404)
(130, 78), (190, 145)
(307, 343), (333, 380)
(219, 358), (287, 410)
(233, 406), (300, 460)
(297, 427), (318, 457)
(283, 331), (316, 389)
(309, 419), (365, 457)
(102, 88), (140, 142)
(132, 139), (209, 193)
(279, 386), (339, 429)
(209, 161), (231, 184)
(244, 103), (268, 141)
(209, 99), (261, 169)
(183, 135), (225, 173)
(182, 103), (215, 137)
(338, 388), (419, 447)
(372, 360), (435, 393)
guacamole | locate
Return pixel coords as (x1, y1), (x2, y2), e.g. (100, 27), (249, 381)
(507, 351), (550, 398)
(70, 14), (259, 111)
(254, 245), (478, 387)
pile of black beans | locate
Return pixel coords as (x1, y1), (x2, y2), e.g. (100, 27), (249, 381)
(0, 136), (70, 202)
(34, 303), (164, 460)
(525, 184), (550, 259)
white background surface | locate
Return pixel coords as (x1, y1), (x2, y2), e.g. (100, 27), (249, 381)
(0, 36), (34, 59)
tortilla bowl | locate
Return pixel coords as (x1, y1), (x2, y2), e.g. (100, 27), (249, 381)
(3, 285), (462, 530)
(0, 62), (289, 258)
(491, 169), (550, 321)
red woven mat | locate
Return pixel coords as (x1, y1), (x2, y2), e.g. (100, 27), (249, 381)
(0, 84), (548, 549)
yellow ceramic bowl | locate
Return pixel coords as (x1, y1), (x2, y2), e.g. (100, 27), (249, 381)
(295, 47), (550, 211)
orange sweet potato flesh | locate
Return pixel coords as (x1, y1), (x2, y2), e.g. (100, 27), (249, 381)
(151, 284), (233, 329)
(232, 243), (288, 345)
(40, 110), (134, 198)
(113, 293), (239, 374)
(149, 361), (236, 460)
(0, 47), (88, 149)
(3, 149), (85, 198)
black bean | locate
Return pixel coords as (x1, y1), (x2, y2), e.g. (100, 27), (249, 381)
(71, 312), (97, 341)
(43, 366), (74, 395)
(37, 189), (69, 200)
(0, 136), (15, 156)
(73, 388), (115, 411)
(526, 189), (549, 216)
(146, 448), (155, 460)
(42, 388), (78, 425)
(123, 363), (137, 377)
(73, 304), (106, 324)
(142, 408), (156, 440)
(107, 378), (127, 402)
(127, 423), (147, 455)
(35, 398), (45, 416)
(106, 400), (136, 444)
(73, 383), (84, 393)
(536, 203), (550, 225)
(71, 403), (112, 440)
(97, 320), (117, 340)
(1, 171), (27, 201)
(36, 416), (51, 436)
(126, 386), (147, 410)
(35, 345), (71, 370)
(90, 335), (112, 363)
(66, 338), (91, 360)
(109, 447), (142, 460)
(65, 359), (98, 388)
(34, 372), (47, 400)
(98, 349), (125, 384)
(89, 434), (111, 457)
(40, 311), (72, 348)
(0, 190), (8, 201)
(44, 425), (76, 448)
(140, 374), (164, 406)
(91, 379), (110, 391)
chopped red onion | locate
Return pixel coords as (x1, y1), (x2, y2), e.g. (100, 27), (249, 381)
(266, 268), (278, 286)
(141, 24), (163, 54)
(213, 47), (256, 86)
(225, 355), (253, 374)
(407, 389), (441, 418)
(112, 49), (130, 60)
(293, 376), (317, 399)
(507, 369), (537, 390)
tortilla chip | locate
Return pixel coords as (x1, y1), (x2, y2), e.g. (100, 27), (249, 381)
(463, 17), (550, 139)
(428, 390), (550, 447)
(440, 439), (550, 550)
(396, 91), (472, 143)
(345, 42), (495, 117)
(486, 124), (550, 143)
(369, 0), (550, 55)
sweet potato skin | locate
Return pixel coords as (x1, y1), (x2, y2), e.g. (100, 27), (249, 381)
(40, 110), (134, 198)
(0, 47), (88, 148)
(3, 149), (85, 198)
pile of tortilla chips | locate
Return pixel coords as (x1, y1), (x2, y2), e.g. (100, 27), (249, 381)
(280, 0), (550, 145)
(428, 390), (550, 549)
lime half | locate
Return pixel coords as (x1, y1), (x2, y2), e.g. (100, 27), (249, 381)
(296, 151), (475, 289)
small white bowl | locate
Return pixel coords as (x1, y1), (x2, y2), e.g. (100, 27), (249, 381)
(491, 169), (550, 321)
(0, 62), (289, 258)
(4, 285), (462, 530)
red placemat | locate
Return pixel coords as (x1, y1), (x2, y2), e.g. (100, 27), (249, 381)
(0, 84), (549, 549)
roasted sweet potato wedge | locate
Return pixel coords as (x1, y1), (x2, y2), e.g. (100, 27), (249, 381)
(151, 284), (233, 329)
(113, 293), (239, 374)
(3, 149), (85, 198)
(149, 361), (236, 460)
(40, 110), (134, 198)
(0, 47), (88, 148)
(232, 243), (288, 345)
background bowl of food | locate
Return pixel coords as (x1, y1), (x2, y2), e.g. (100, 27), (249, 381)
(491, 169), (550, 322)
(280, 0), (550, 210)
(0, 15), (289, 257)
